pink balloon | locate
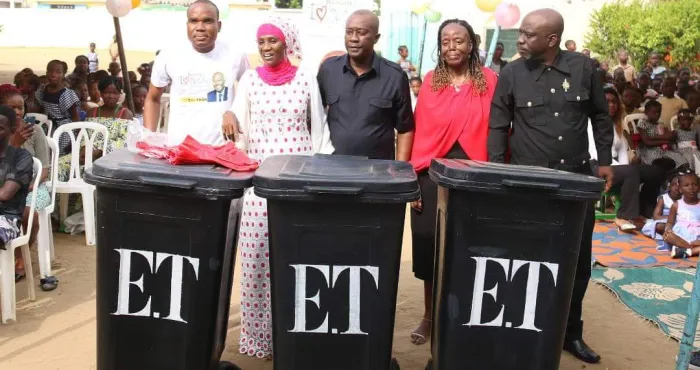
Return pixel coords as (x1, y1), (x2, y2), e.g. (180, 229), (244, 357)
(494, 3), (520, 28)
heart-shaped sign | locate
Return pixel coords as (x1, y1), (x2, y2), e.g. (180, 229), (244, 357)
(316, 5), (327, 22)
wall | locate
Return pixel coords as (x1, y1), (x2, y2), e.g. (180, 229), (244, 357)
(0, 5), (363, 70)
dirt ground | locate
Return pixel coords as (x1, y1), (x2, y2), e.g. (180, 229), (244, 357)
(0, 47), (682, 369)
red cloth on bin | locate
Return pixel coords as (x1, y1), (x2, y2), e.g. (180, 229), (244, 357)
(136, 136), (259, 171)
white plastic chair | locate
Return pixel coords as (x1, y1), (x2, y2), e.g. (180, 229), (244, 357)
(0, 158), (42, 323)
(670, 115), (678, 131)
(623, 113), (646, 134)
(159, 93), (170, 133)
(52, 122), (108, 246)
(25, 113), (53, 136)
(36, 138), (59, 284)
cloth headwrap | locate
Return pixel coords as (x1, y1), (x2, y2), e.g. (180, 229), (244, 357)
(255, 17), (302, 86)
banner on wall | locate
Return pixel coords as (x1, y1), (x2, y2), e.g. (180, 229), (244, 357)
(300, 0), (375, 69)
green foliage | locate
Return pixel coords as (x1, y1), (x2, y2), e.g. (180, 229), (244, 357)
(585, 0), (700, 69)
(275, 0), (302, 9)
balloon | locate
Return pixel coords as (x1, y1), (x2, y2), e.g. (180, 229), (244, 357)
(475, 0), (501, 13)
(106, 0), (131, 17)
(410, 0), (430, 15)
(494, 2), (520, 28)
(424, 9), (443, 23)
(130, 0), (140, 9)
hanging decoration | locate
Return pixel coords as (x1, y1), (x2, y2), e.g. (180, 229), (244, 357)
(410, 0), (431, 15)
(106, 0), (132, 17)
(424, 9), (443, 23)
(494, 2), (520, 28)
(475, 0), (502, 13)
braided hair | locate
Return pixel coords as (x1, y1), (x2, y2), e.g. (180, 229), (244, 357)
(431, 19), (487, 95)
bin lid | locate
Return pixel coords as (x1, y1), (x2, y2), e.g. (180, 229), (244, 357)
(253, 154), (420, 203)
(429, 159), (604, 200)
(84, 149), (254, 198)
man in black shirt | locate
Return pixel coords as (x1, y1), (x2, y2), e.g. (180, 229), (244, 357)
(488, 9), (613, 364)
(317, 10), (414, 161)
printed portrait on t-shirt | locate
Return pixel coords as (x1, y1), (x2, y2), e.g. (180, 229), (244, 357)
(207, 72), (229, 102)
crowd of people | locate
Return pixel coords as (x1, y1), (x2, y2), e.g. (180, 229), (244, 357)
(0, 45), (156, 290)
(1, 0), (700, 367)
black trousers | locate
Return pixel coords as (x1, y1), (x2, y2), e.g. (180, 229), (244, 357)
(638, 164), (666, 218)
(610, 164), (640, 219)
(546, 162), (594, 341)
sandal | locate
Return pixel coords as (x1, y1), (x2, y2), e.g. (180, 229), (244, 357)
(410, 318), (431, 345)
(40, 276), (59, 291)
(614, 218), (636, 232)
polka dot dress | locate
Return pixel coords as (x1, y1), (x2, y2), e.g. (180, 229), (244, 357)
(238, 70), (313, 358)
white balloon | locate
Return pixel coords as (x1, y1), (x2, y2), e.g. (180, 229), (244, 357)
(106, 0), (131, 18)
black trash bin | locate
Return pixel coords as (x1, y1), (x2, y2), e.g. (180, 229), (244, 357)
(84, 149), (254, 370)
(426, 159), (603, 370)
(253, 154), (419, 370)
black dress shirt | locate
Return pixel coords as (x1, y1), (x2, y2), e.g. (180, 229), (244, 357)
(488, 50), (613, 169)
(317, 53), (415, 160)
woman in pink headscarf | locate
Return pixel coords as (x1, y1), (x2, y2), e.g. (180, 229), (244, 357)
(226, 17), (334, 359)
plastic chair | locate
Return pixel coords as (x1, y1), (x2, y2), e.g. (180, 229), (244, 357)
(623, 113), (646, 134)
(52, 122), (108, 246)
(0, 158), (42, 323)
(670, 115), (678, 130)
(36, 138), (59, 284)
(25, 113), (53, 136)
(159, 94), (170, 133)
(594, 191), (621, 221)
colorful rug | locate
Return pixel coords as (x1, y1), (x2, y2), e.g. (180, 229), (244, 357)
(592, 267), (700, 347)
(592, 221), (697, 268)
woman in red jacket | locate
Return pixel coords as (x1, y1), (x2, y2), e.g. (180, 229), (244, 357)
(408, 18), (498, 345)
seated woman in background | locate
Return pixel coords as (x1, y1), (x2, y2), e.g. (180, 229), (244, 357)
(591, 88), (666, 224)
(2, 88), (55, 290)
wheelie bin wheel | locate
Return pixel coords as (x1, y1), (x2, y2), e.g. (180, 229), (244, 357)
(218, 361), (242, 370)
(390, 357), (400, 370)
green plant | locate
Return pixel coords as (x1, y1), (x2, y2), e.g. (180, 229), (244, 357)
(275, 0), (302, 9)
(585, 0), (700, 69)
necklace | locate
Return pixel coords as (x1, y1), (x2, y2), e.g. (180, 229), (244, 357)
(449, 71), (470, 93)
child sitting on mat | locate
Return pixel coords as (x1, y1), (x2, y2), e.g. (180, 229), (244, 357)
(641, 174), (682, 248)
(663, 171), (700, 258)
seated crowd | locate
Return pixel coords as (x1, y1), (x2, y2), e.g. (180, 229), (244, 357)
(0, 52), (154, 290)
(587, 50), (700, 259)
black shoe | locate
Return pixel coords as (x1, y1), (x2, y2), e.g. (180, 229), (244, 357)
(563, 339), (601, 364)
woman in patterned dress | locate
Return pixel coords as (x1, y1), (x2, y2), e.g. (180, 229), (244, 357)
(225, 17), (334, 359)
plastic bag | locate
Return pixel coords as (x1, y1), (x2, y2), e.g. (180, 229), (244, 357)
(126, 119), (169, 156)
(63, 212), (85, 235)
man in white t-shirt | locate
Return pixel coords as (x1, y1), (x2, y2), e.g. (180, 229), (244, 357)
(144, 0), (249, 146)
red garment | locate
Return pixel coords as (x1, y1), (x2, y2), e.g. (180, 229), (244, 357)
(136, 135), (259, 171)
(410, 68), (498, 172)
